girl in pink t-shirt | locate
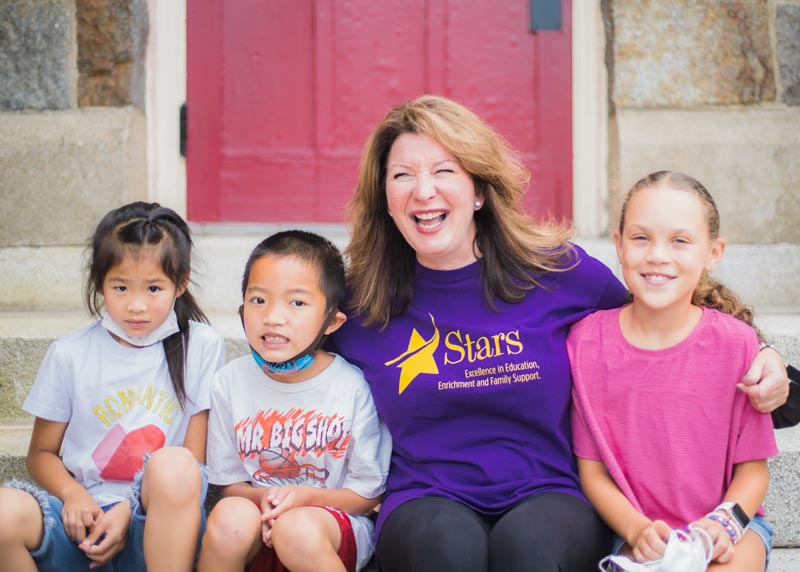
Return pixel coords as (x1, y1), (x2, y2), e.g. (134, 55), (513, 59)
(568, 171), (778, 572)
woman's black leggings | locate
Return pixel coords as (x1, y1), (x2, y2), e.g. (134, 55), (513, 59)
(376, 492), (610, 572)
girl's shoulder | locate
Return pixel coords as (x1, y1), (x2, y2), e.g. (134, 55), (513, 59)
(568, 307), (622, 347)
(48, 320), (107, 354)
(186, 320), (227, 374)
(187, 320), (225, 345)
(700, 307), (760, 345)
(572, 306), (621, 330)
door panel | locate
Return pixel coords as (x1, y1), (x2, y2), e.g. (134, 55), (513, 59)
(187, 0), (572, 223)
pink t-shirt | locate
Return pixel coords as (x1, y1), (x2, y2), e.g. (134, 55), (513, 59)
(568, 306), (777, 527)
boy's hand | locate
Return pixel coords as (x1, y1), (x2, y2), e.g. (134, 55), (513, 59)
(259, 489), (276, 547)
(61, 488), (102, 543)
(79, 500), (131, 568)
(259, 485), (310, 546)
(630, 519), (670, 562)
(260, 485), (309, 520)
(692, 517), (734, 564)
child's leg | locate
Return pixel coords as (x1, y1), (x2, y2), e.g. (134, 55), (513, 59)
(270, 507), (348, 572)
(198, 496), (263, 572)
(0, 487), (43, 572)
(708, 530), (766, 571)
(137, 447), (206, 572)
(0, 483), (97, 572)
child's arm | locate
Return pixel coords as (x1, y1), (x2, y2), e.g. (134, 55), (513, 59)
(261, 485), (379, 520)
(26, 417), (102, 543)
(692, 459), (769, 565)
(182, 410), (209, 463)
(722, 460), (769, 521)
(220, 481), (378, 522)
(578, 457), (671, 562)
(258, 485), (379, 546)
(219, 481), (270, 506)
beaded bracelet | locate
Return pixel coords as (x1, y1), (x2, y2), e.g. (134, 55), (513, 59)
(707, 513), (740, 544)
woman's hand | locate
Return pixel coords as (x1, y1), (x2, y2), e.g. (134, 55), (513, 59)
(79, 500), (131, 568)
(61, 487), (102, 543)
(630, 519), (670, 562)
(738, 347), (789, 412)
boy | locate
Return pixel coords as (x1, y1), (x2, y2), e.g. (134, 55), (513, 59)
(200, 231), (391, 572)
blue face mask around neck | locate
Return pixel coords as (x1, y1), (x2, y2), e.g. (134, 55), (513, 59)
(238, 304), (338, 377)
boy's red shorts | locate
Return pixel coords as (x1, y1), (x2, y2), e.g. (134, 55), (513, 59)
(249, 506), (357, 572)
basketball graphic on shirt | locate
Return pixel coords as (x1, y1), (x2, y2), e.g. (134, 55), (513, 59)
(253, 447), (328, 486)
(92, 423), (166, 481)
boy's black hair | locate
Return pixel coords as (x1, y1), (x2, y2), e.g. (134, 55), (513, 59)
(242, 230), (346, 312)
(85, 201), (208, 408)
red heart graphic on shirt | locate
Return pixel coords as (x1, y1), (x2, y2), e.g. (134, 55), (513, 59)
(93, 424), (166, 481)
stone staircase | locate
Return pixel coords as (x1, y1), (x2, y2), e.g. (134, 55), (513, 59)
(1, 230), (798, 569)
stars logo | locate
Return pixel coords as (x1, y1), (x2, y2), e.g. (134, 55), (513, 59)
(384, 313), (440, 394)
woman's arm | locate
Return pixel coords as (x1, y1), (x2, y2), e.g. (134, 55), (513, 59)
(26, 417), (102, 542)
(771, 364), (800, 429)
(577, 458), (670, 562)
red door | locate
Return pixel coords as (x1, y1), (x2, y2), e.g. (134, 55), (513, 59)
(187, 0), (572, 223)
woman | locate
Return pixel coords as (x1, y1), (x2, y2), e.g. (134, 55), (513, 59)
(330, 95), (788, 572)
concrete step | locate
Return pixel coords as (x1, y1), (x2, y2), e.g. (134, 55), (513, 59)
(769, 424), (800, 547)
(1, 232), (798, 315)
(771, 548), (800, 571)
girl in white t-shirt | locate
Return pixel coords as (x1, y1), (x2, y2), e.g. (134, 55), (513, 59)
(0, 202), (226, 572)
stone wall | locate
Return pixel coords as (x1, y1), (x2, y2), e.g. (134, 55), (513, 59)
(0, 0), (148, 248)
(607, 0), (800, 244)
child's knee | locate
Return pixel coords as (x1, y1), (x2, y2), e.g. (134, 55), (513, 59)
(0, 487), (45, 547)
(144, 446), (203, 500)
(204, 497), (262, 552)
(271, 507), (337, 554)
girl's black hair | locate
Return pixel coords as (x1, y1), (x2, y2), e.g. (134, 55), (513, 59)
(84, 202), (208, 408)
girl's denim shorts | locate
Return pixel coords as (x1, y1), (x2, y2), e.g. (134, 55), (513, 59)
(6, 456), (208, 572)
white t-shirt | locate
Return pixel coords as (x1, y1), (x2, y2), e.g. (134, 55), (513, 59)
(24, 320), (226, 507)
(208, 353), (391, 570)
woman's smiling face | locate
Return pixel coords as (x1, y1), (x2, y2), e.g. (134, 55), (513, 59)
(385, 132), (483, 271)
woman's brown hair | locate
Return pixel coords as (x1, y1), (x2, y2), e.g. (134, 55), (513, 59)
(345, 95), (576, 328)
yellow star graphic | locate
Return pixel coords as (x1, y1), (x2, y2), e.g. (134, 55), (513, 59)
(384, 314), (440, 394)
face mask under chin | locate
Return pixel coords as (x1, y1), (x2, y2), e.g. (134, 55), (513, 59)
(101, 309), (179, 347)
(241, 305), (338, 377)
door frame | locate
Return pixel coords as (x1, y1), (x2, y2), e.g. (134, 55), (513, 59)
(146, 0), (609, 237)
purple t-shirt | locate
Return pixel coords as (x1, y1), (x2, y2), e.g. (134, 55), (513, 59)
(331, 245), (627, 535)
